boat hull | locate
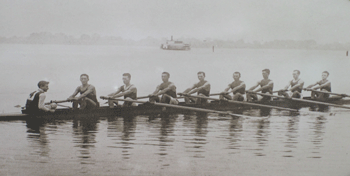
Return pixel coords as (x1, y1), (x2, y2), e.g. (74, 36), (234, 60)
(1, 97), (349, 121)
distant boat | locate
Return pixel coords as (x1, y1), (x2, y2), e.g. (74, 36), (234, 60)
(160, 36), (191, 50)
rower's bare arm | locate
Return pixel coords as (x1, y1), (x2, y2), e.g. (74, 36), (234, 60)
(151, 85), (160, 95)
(38, 94), (50, 111)
(284, 81), (291, 90)
(189, 82), (210, 94)
(158, 83), (175, 95)
(68, 87), (80, 99)
(249, 82), (260, 91)
(231, 82), (246, 93)
(108, 87), (122, 97)
(315, 81), (331, 90)
(290, 80), (304, 91)
(115, 86), (137, 98)
(183, 84), (196, 94)
(255, 81), (273, 92)
(78, 85), (95, 99)
(223, 85), (231, 93)
(307, 82), (318, 88)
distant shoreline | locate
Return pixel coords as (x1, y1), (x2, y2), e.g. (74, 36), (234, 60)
(1, 32), (349, 51)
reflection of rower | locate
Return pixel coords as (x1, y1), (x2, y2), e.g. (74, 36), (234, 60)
(306, 71), (331, 100)
(25, 81), (57, 113)
(149, 72), (178, 104)
(182, 71), (211, 104)
(107, 73), (137, 108)
(278, 70), (304, 98)
(67, 74), (99, 110)
(220, 72), (246, 101)
(246, 69), (274, 102)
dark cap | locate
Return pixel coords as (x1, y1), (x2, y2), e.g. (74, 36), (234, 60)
(38, 80), (49, 88)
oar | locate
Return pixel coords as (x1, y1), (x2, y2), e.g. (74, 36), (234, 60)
(50, 100), (71, 104)
(48, 100), (73, 109)
(250, 92), (350, 109)
(136, 96), (150, 99)
(179, 93), (298, 112)
(100, 96), (248, 118)
(303, 88), (350, 97)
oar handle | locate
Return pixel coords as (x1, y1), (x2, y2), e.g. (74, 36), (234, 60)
(47, 100), (72, 104)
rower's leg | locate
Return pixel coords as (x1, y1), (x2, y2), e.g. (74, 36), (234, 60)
(108, 99), (118, 108)
(184, 97), (193, 104)
(246, 93), (251, 102)
(292, 92), (301, 98)
(233, 93), (244, 101)
(85, 98), (97, 109)
(149, 96), (160, 103)
(79, 100), (87, 110)
(221, 94), (232, 100)
(311, 92), (317, 99)
(160, 95), (170, 103)
(72, 101), (79, 109)
(249, 94), (258, 102)
(196, 93), (208, 104)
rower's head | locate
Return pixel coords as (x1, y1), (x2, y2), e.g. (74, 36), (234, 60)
(162, 72), (170, 82)
(122, 73), (131, 84)
(262, 69), (270, 79)
(293, 70), (300, 79)
(233, 72), (241, 81)
(322, 71), (329, 80)
(38, 80), (49, 92)
(197, 71), (205, 81)
(80, 74), (89, 84)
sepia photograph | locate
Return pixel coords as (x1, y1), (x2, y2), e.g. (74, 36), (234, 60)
(1, 0), (350, 175)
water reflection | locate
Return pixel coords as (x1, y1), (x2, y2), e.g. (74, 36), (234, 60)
(254, 117), (270, 156)
(106, 115), (137, 160)
(227, 118), (243, 154)
(26, 118), (51, 161)
(283, 116), (300, 157)
(183, 113), (208, 158)
(308, 116), (327, 158)
(72, 116), (99, 165)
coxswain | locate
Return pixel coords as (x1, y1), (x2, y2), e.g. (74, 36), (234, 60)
(149, 72), (178, 104)
(106, 73), (137, 107)
(278, 70), (304, 98)
(67, 74), (99, 109)
(182, 71), (211, 104)
(305, 71), (331, 100)
(246, 69), (274, 102)
(25, 81), (57, 113)
(220, 72), (246, 101)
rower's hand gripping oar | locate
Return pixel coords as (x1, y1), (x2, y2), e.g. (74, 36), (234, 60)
(178, 93), (298, 112)
(100, 96), (249, 118)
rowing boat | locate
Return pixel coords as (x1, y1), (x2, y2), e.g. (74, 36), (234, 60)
(1, 96), (349, 121)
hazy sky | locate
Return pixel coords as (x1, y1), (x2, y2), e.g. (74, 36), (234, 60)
(1, 0), (349, 43)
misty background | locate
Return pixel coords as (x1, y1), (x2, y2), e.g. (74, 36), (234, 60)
(1, 0), (350, 49)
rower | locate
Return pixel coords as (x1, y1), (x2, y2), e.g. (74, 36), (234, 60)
(306, 71), (331, 100)
(278, 70), (304, 98)
(149, 72), (178, 104)
(220, 72), (246, 101)
(67, 74), (99, 110)
(246, 69), (274, 102)
(25, 81), (57, 113)
(106, 73), (137, 108)
(182, 71), (211, 104)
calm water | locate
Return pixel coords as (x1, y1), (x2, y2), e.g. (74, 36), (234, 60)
(1, 44), (350, 175)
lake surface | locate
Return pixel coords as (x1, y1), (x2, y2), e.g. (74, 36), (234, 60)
(1, 44), (350, 175)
